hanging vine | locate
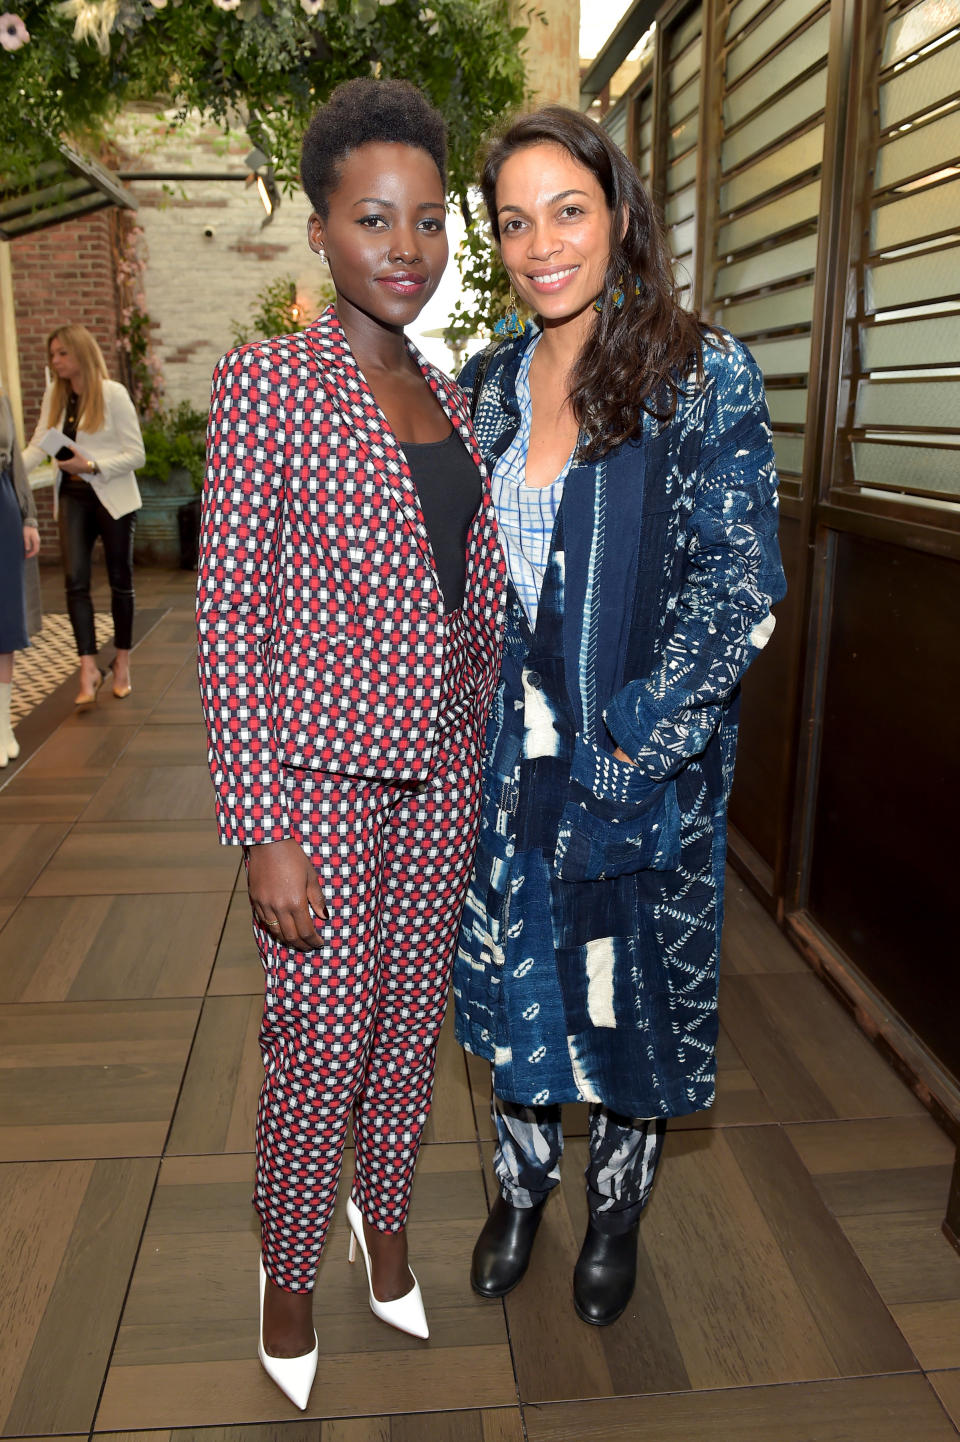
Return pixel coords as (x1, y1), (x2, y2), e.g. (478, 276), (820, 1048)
(1, 0), (539, 338)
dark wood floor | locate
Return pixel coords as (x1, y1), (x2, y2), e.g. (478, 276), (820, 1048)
(1, 570), (958, 1441)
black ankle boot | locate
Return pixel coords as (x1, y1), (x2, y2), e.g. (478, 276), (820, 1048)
(471, 1193), (547, 1298)
(573, 1215), (640, 1326)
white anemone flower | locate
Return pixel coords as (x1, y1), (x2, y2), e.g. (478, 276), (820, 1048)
(0, 11), (30, 49)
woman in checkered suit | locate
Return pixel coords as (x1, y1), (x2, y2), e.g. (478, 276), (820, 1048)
(197, 80), (505, 1408)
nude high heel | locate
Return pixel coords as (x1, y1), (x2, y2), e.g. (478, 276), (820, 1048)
(74, 668), (104, 707)
(258, 1258), (318, 1411)
(108, 657), (132, 699)
(346, 1195), (429, 1339)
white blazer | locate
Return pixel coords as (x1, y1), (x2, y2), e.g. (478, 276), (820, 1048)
(23, 379), (145, 519)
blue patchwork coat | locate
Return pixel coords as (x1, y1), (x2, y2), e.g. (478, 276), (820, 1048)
(452, 327), (786, 1118)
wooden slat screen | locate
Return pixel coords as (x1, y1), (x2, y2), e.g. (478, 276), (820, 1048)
(841, 0), (960, 507)
(635, 83), (655, 188)
(604, 93), (630, 154)
(664, 4), (704, 303)
(706, 0), (833, 492)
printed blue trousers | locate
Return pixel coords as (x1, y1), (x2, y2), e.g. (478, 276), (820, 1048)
(493, 1093), (666, 1235)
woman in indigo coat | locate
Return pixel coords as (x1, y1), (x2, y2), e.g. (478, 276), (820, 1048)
(454, 107), (786, 1326)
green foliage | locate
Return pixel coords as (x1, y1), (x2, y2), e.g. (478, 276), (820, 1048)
(230, 273), (334, 348)
(118, 301), (164, 416)
(446, 209), (513, 352)
(140, 400), (207, 490)
(1, 0), (535, 349)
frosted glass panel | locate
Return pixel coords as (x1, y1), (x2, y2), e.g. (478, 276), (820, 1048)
(670, 148), (699, 191)
(721, 69), (827, 171)
(870, 176), (960, 251)
(875, 110), (960, 189)
(880, 37), (960, 128)
(853, 440), (960, 495)
(638, 116), (653, 152)
(668, 108), (700, 161)
(716, 234), (819, 297)
(855, 379), (960, 427)
(671, 6), (703, 55)
(766, 388), (809, 424)
(883, 0), (960, 67)
(674, 258), (694, 295)
(772, 431), (805, 472)
(670, 36), (702, 93)
(750, 335), (813, 375)
(666, 183), (697, 225)
(721, 283), (816, 334)
(862, 315), (960, 366)
(717, 181), (821, 252)
(727, 0), (824, 83)
(866, 244), (960, 310)
(605, 98), (628, 151)
(725, 15), (830, 127)
(669, 74), (701, 128)
(721, 125), (825, 209)
(669, 218), (696, 256)
(728, 0), (770, 41)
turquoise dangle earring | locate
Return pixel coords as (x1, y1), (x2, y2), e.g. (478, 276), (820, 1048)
(494, 289), (525, 339)
(594, 276), (642, 312)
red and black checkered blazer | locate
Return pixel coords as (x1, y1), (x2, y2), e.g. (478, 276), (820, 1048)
(197, 305), (506, 846)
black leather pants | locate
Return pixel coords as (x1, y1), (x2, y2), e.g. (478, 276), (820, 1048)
(58, 480), (136, 655)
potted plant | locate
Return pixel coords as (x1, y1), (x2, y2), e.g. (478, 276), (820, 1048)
(136, 402), (206, 568)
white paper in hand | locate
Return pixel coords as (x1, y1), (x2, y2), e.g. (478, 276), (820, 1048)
(38, 427), (90, 462)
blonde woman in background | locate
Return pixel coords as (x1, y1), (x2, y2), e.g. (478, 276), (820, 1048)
(0, 377), (41, 765)
(23, 325), (144, 705)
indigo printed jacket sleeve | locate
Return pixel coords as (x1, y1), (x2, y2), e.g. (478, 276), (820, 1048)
(197, 346), (290, 846)
(603, 349), (786, 779)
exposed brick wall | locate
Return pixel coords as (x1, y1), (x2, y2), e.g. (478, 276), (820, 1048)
(11, 210), (121, 433)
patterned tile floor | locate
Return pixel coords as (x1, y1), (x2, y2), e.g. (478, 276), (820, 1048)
(10, 613), (114, 723)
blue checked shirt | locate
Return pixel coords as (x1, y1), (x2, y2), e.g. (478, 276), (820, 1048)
(490, 333), (576, 628)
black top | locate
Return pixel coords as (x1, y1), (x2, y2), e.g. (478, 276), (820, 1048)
(59, 390), (82, 490)
(402, 428), (482, 613)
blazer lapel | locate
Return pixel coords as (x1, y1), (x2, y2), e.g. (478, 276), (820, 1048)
(302, 310), (443, 570)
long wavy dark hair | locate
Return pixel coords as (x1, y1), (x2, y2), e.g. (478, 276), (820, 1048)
(480, 106), (714, 460)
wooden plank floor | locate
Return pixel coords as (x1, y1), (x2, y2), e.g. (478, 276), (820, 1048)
(1, 569), (958, 1441)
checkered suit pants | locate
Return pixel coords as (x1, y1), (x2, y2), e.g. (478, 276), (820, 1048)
(254, 612), (480, 1291)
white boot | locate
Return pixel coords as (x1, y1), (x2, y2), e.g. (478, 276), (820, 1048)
(0, 681), (18, 766)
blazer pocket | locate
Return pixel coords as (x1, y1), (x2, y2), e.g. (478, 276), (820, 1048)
(554, 734), (681, 882)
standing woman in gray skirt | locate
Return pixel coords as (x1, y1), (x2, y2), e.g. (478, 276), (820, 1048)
(0, 380), (41, 767)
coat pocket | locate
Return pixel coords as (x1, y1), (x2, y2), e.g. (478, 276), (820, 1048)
(554, 734), (681, 882)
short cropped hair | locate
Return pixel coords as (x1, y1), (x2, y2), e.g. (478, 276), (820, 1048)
(301, 78), (447, 216)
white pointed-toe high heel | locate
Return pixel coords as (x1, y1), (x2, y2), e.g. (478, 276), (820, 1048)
(346, 1195), (429, 1339)
(258, 1258), (318, 1411)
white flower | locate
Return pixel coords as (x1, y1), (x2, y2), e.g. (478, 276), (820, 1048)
(149, 0), (167, 9)
(299, 0), (324, 13)
(211, 0), (241, 10)
(0, 11), (29, 49)
(418, 5), (439, 34)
